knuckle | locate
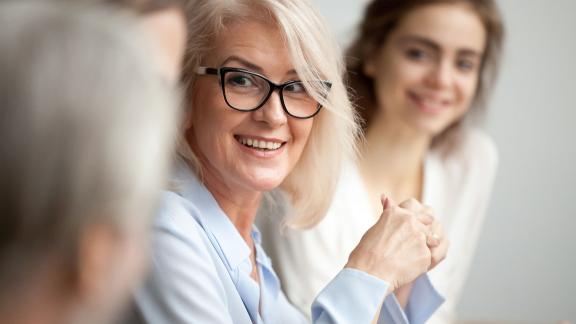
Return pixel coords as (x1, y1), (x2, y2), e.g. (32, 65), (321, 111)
(417, 232), (427, 244)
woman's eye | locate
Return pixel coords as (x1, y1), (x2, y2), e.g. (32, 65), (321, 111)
(227, 75), (255, 87)
(405, 48), (428, 61)
(284, 82), (306, 93)
(456, 59), (477, 72)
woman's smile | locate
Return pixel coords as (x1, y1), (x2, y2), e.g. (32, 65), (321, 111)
(407, 90), (453, 116)
(234, 134), (288, 158)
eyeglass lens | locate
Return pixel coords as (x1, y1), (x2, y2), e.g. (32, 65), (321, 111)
(222, 70), (320, 118)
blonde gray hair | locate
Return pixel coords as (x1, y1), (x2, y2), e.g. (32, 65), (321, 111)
(179, 0), (359, 228)
(0, 1), (178, 288)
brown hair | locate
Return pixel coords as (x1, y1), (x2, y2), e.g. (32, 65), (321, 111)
(347, 0), (504, 145)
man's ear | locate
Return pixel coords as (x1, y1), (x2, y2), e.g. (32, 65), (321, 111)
(74, 224), (117, 303)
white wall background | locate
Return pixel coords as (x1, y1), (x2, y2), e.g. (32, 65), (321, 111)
(311, 0), (576, 322)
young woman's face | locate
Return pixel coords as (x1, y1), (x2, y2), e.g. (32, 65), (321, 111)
(186, 20), (314, 194)
(364, 3), (486, 136)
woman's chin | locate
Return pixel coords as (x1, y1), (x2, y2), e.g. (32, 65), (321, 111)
(242, 169), (287, 193)
(248, 177), (284, 192)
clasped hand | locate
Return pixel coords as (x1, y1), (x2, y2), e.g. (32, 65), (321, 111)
(346, 196), (449, 293)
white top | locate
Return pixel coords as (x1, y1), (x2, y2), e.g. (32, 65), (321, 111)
(258, 128), (498, 324)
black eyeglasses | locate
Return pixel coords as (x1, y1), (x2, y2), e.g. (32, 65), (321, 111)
(196, 66), (331, 119)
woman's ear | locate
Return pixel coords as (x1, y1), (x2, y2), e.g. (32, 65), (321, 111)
(363, 56), (376, 78)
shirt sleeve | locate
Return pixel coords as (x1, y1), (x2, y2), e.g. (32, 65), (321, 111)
(133, 193), (236, 324)
(311, 268), (389, 323)
(310, 269), (443, 324)
(381, 275), (445, 324)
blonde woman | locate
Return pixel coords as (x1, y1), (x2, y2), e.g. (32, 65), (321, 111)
(131, 0), (447, 323)
(0, 2), (178, 324)
(259, 0), (504, 323)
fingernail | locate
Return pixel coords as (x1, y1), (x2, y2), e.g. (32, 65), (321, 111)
(381, 195), (389, 209)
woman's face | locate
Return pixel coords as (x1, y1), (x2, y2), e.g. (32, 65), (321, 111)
(364, 3), (486, 136)
(187, 20), (314, 194)
(140, 7), (187, 82)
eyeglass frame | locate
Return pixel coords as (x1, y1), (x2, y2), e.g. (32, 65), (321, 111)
(196, 66), (331, 119)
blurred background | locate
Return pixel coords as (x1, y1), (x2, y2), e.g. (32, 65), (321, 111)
(311, 0), (576, 322)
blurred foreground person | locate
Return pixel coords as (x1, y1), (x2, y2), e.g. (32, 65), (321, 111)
(106, 0), (186, 83)
(0, 2), (178, 324)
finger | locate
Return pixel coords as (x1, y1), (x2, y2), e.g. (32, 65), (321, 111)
(376, 195), (396, 226)
(417, 213), (434, 226)
(426, 231), (441, 247)
(380, 194), (389, 209)
(421, 204), (436, 216)
(381, 194), (398, 209)
(429, 239), (450, 270)
(398, 197), (422, 211)
(425, 219), (445, 246)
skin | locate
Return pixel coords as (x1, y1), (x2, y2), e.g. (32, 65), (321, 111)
(140, 7), (187, 82)
(364, 2), (486, 138)
(359, 2), (486, 308)
(186, 20), (314, 282)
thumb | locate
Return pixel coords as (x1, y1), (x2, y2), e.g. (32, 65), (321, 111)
(380, 195), (389, 209)
(380, 194), (397, 211)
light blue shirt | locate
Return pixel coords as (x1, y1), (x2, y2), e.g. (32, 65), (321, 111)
(131, 160), (443, 323)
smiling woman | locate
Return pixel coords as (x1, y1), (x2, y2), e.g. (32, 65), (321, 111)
(129, 0), (451, 323)
(176, 1), (357, 229)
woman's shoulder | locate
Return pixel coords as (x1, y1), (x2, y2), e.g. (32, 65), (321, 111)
(134, 190), (242, 323)
(156, 191), (202, 230)
(153, 190), (217, 260)
(434, 128), (498, 171)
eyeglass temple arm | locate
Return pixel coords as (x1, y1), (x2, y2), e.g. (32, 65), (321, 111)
(196, 67), (219, 75)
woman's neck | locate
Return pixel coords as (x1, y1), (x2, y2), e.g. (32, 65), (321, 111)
(359, 113), (432, 203)
(201, 167), (262, 244)
(199, 164), (263, 286)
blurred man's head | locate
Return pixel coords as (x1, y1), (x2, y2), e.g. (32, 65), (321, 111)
(108, 0), (187, 82)
(0, 2), (178, 323)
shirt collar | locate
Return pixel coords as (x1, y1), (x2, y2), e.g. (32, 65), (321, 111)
(171, 157), (252, 270)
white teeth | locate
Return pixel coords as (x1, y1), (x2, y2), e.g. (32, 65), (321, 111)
(238, 137), (282, 150)
(417, 94), (447, 107)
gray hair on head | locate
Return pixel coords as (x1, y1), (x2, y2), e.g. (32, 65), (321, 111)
(0, 0), (178, 291)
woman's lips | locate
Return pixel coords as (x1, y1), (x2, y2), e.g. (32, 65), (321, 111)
(234, 135), (287, 158)
(408, 91), (451, 115)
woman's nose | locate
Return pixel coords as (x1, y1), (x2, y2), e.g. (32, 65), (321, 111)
(252, 91), (288, 127)
(425, 60), (453, 89)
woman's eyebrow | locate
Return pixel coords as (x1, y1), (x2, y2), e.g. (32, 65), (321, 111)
(398, 35), (440, 52)
(221, 55), (263, 73)
(458, 48), (483, 58)
(398, 35), (483, 57)
(221, 55), (298, 77)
